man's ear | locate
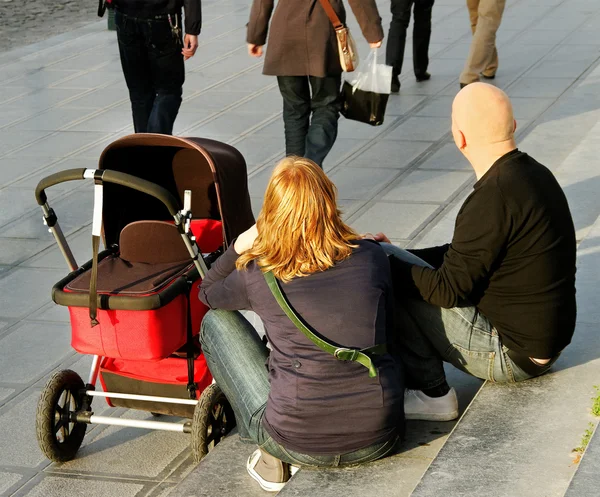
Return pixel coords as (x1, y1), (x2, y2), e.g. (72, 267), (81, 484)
(513, 119), (517, 133)
(458, 130), (467, 150)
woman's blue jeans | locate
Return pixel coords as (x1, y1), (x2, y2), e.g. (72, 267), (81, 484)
(381, 243), (554, 387)
(199, 309), (400, 467)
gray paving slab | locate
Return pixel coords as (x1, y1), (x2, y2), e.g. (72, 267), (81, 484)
(383, 170), (472, 203)
(15, 476), (144, 497)
(0, 239), (51, 266)
(328, 167), (401, 200)
(0, 472), (25, 494)
(0, 321), (72, 384)
(417, 143), (471, 171)
(383, 117), (449, 142)
(564, 426), (600, 497)
(0, 268), (65, 319)
(345, 141), (433, 169)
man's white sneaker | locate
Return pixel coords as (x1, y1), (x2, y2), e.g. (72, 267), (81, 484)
(404, 388), (459, 421)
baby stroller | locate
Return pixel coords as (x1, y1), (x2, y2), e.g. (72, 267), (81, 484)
(33, 134), (255, 463)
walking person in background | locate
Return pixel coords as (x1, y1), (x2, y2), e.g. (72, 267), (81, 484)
(246, 0), (384, 168)
(460, 0), (506, 88)
(386, 0), (435, 93)
(112, 0), (201, 134)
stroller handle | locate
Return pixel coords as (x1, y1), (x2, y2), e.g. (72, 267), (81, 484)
(35, 168), (181, 216)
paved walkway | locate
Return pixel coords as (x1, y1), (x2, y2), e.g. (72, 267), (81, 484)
(0, 0), (599, 495)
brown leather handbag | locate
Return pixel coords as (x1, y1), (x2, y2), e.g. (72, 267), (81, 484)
(317, 0), (358, 72)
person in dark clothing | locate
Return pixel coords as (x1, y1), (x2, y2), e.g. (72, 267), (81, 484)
(246, 0), (384, 167)
(112, 0), (201, 134)
(386, 0), (435, 93)
(199, 157), (403, 492)
(374, 83), (576, 421)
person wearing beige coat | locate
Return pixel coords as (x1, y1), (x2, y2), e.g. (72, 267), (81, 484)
(247, 0), (384, 167)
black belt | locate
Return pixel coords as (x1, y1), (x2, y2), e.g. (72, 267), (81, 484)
(506, 348), (560, 377)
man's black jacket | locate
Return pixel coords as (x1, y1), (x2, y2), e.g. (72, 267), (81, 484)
(113, 0), (202, 35)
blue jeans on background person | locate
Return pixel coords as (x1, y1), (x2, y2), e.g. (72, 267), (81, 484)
(276, 76), (342, 168)
(381, 243), (556, 386)
(115, 10), (184, 134)
(199, 309), (400, 467)
(386, 0), (434, 79)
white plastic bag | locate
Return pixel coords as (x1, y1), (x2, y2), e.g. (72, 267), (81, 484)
(341, 49), (392, 126)
(345, 49), (392, 95)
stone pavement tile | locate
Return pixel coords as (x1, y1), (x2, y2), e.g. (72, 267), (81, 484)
(383, 170), (471, 203)
(515, 29), (572, 46)
(508, 77), (576, 98)
(182, 90), (250, 112)
(278, 455), (431, 497)
(211, 73), (273, 93)
(323, 138), (371, 169)
(565, 29), (600, 46)
(4, 69), (79, 89)
(0, 130), (51, 157)
(418, 143), (472, 171)
(66, 109), (134, 133)
(0, 108), (39, 129)
(248, 166), (275, 198)
(0, 189), (92, 240)
(0, 322), (72, 384)
(414, 191), (471, 248)
(52, 410), (191, 479)
(25, 303), (70, 325)
(573, 221), (600, 324)
(10, 88), (91, 111)
(383, 117), (449, 142)
(11, 131), (113, 158)
(11, 156), (98, 192)
(51, 69), (124, 90)
(10, 108), (97, 132)
(0, 156), (59, 186)
(337, 117), (400, 140)
(0, 392), (48, 467)
(0, 238), (50, 266)
(230, 136), (283, 168)
(59, 88), (128, 109)
(547, 44), (600, 62)
(510, 97), (556, 120)
(250, 116), (284, 139)
(528, 59), (596, 79)
(564, 426), (600, 496)
(186, 112), (271, 141)
(349, 202), (440, 240)
(0, 86), (35, 105)
(414, 96), (454, 117)
(16, 476), (144, 497)
(436, 42), (471, 60)
(0, 387), (16, 403)
(173, 111), (220, 135)
(0, 268), (65, 319)
(397, 76), (456, 96)
(385, 94), (427, 116)
(0, 189), (40, 229)
(0, 471), (24, 494)
(344, 141), (433, 169)
(328, 168), (400, 200)
(250, 196), (263, 219)
(71, 133), (123, 159)
(230, 91), (284, 115)
(20, 228), (91, 269)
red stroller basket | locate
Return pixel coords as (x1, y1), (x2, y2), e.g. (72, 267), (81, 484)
(34, 135), (255, 464)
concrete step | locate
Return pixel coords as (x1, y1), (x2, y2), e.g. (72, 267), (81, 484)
(564, 425), (600, 496)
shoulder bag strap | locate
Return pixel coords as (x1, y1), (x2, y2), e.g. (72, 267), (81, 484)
(316, 0), (344, 29)
(263, 271), (386, 378)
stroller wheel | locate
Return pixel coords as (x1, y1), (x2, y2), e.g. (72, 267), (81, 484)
(191, 384), (236, 463)
(36, 370), (87, 462)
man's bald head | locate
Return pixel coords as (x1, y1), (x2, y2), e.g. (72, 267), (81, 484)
(452, 83), (515, 149)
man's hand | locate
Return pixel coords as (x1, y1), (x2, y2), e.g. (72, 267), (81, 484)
(182, 34), (198, 60)
(234, 224), (259, 254)
(247, 43), (264, 58)
(361, 232), (390, 243)
(369, 40), (383, 49)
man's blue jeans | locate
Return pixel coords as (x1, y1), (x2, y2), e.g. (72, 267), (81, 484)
(276, 76), (342, 168)
(115, 11), (184, 134)
(382, 244), (554, 387)
(199, 309), (400, 467)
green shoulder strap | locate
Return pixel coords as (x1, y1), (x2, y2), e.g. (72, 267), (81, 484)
(263, 271), (386, 378)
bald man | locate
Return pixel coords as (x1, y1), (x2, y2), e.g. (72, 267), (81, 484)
(376, 84), (576, 421)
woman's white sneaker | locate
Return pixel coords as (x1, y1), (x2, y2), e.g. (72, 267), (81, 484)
(404, 388), (459, 421)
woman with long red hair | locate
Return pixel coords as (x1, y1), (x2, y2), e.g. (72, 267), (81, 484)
(199, 157), (404, 492)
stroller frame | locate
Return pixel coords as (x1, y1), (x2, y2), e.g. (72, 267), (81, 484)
(34, 162), (236, 462)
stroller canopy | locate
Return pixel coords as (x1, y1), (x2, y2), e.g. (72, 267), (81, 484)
(98, 134), (255, 249)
